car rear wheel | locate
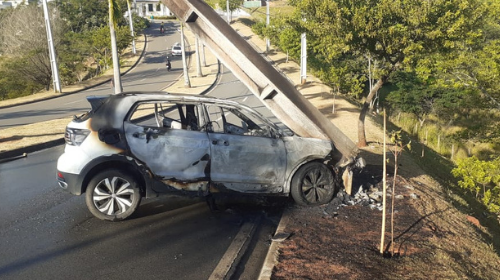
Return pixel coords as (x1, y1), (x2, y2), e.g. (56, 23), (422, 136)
(85, 169), (141, 221)
(291, 162), (335, 206)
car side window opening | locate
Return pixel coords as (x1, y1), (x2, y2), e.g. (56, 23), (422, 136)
(129, 101), (201, 131)
(204, 104), (275, 138)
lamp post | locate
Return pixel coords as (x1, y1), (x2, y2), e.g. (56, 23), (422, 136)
(126, 0), (136, 55)
(180, 24), (191, 88)
(195, 36), (202, 77)
(300, 16), (307, 84)
(300, 32), (307, 84)
(42, 0), (61, 93)
(266, 0), (270, 53)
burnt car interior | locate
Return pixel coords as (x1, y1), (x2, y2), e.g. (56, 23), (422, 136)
(205, 103), (277, 138)
(129, 101), (202, 131)
(128, 100), (279, 139)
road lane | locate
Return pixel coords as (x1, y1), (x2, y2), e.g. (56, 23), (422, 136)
(0, 146), (259, 280)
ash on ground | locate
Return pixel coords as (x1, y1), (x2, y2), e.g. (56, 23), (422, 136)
(323, 164), (420, 216)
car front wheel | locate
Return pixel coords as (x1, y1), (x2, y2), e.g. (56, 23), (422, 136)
(85, 169), (141, 221)
(291, 162), (335, 206)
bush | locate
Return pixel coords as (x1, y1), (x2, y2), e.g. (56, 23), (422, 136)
(133, 14), (150, 31)
(452, 156), (500, 215)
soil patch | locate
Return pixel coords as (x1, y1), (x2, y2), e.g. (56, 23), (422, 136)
(272, 161), (500, 279)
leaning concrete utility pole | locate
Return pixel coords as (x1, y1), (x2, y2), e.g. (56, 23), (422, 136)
(162, 0), (358, 161)
(42, 0), (61, 93)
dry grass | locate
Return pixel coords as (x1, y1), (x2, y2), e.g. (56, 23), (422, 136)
(0, 118), (71, 152)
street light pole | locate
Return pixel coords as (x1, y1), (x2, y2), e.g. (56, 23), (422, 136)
(126, 0), (136, 55)
(300, 32), (307, 84)
(195, 36), (202, 77)
(180, 24), (191, 88)
(42, 0), (61, 93)
(266, 0), (270, 53)
(201, 43), (206, 67)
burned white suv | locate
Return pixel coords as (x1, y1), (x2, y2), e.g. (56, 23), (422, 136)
(57, 92), (344, 221)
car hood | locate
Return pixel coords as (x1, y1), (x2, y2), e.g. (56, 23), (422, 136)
(282, 136), (333, 167)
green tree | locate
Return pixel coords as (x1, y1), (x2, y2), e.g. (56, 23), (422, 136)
(218, 0), (242, 13)
(218, 0), (243, 22)
(0, 3), (64, 90)
(0, 57), (44, 99)
(385, 71), (482, 127)
(289, 0), (489, 147)
(452, 156), (500, 214)
(55, 0), (128, 32)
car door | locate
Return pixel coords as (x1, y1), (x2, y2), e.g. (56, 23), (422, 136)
(124, 101), (210, 181)
(204, 104), (286, 193)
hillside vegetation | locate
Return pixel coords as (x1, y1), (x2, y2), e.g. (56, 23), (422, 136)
(246, 0), (500, 219)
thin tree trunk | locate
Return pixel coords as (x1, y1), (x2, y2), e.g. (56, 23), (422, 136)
(380, 109), (387, 255)
(391, 155), (398, 255)
(358, 76), (386, 147)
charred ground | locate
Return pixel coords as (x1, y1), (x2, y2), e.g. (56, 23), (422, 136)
(272, 158), (500, 280)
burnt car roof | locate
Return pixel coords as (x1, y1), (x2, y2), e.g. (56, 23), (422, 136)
(88, 91), (278, 131)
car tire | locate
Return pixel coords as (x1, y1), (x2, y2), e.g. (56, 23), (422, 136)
(85, 169), (142, 221)
(291, 162), (336, 206)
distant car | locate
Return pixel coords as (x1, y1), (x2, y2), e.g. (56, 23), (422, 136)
(171, 43), (182, 56)
(56, 92), (343, 221)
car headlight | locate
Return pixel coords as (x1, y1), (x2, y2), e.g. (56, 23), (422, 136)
(64, 128), (90, 146)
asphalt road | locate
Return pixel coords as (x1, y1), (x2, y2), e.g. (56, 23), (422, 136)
(0, 145), (282, 280)
(0, 21), (285, 279)
(0, 147), (254, 280)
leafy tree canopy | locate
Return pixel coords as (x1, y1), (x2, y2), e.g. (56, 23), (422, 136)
(55, 0), (129, 32)
(289, 0), (489, 79)
(218, 0), (243, 12)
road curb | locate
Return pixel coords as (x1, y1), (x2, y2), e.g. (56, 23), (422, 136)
(0, 138), (65, 162)
(209, 219), (259, 280)
(258, 207), (292, 280)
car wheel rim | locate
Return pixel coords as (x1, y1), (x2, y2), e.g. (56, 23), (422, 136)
(301, 168), (332, 203)
(93, 176), (135, 216)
